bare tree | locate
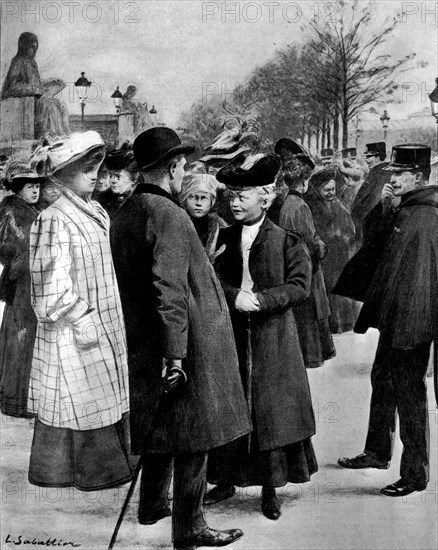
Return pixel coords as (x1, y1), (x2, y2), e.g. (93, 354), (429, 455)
(305, 0), (420, 148)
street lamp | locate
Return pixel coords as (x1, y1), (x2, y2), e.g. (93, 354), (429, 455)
(380, 109), (390, 142)
(111, 86), (123, 115)
(355, 116), (363, 150)
(74, 72), (92, 126)
(428, 77), (438, 148)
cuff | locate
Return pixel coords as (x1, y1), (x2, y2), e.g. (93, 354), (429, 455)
(63, 297), (90, 323)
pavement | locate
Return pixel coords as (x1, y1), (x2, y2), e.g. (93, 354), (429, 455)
(1, 329), (437, 550)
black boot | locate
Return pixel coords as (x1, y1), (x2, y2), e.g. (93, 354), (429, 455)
(261, 486), (281, 520)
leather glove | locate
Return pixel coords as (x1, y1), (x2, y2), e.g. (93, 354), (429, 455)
(162, 358), (187, 394)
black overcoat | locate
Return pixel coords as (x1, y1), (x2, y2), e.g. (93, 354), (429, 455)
(110, 184), (251, 454)
(215, 217), (315, 451)
(0, 194), (39, 417)
(336, 186), (438, 349)
(279, 192), (335, 366)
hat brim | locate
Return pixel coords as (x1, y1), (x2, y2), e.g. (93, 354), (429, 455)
(135, 144), (194, 172)
(199, 145), (251, 163)
(382, 163), (423, 172)
(51, 143), (105, 175)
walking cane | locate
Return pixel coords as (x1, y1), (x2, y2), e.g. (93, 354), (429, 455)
(108, 368), (181, 550)
(246, 313), (253, 454)
(433, 341), (438, 408)
(107, 393), (165, 550)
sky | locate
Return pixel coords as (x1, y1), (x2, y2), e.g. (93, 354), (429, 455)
(1, 0), (437, 126)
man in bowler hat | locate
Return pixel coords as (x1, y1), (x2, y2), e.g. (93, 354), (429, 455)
(351, 142), (391, 244)
(335, 144), (438, 496)
(109, 126), (251, 549)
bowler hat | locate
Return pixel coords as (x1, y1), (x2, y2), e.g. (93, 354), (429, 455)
(320, 148), (334, 160)
(216, 154), (281, 188)
(342, 148), (357, 160)
(364, 142), (386, 160)
(275, 138), (315, 169)
(133, 127), (194, 171)
(383, 143), (431, 172)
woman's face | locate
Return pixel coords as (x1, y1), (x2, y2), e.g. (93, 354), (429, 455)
(18, 183), (40, 204)
(109, 169), (133, 195)
(68, 162), (102, 199)
(319, 180), (336, 201)
(185, 192), (212, 219)
(95, 167), (110, 192)
(41, 183), (61, 204)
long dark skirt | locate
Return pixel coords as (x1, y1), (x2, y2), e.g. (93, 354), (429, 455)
(207, 433), (317, 487)
(29, 413), (133, 491)
(0, 302), (37, 418)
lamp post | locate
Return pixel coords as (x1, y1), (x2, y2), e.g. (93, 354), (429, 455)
(380, 109), (390, 143)
(429, 77), (438, 149)
(74, 72), (92, 128)
(111, 86), (123, 115)
(355, 116), (363, 150)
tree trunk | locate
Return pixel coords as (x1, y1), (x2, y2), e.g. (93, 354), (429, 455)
(342, 105), (349, 149)
(321, 118), (326, 150)
(327, 121), (332, 149)
(333, 108), (340, 151)
(307, 132), (311, 150)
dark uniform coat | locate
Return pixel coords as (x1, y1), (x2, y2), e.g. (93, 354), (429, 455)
(336, 185), (438, 349)
(351, 162), (391, 244)
(0, 194), (39, 417)
(279, 192), (335, 367)
(214, 217), (315, 451)
(110, 184), (251, 455)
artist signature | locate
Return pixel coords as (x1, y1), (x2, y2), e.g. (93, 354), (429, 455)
(4, 535), (81, 547)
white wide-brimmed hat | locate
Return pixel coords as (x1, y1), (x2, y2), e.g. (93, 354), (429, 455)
(31, 131), (105, 176)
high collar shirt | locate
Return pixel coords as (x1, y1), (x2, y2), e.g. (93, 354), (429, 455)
(240, 215), (265, 291)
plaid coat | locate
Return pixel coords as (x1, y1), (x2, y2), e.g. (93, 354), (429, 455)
(28, 188), (129, 430)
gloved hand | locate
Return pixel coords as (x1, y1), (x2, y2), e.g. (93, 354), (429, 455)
(162, 358), (187, 394)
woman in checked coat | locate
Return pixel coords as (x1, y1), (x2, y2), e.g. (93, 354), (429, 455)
(27, 132), (132, 490)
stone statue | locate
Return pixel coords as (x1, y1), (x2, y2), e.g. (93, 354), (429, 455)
(35, 78), (70, 138)
(121, 85), (153, 134)
(1, 32), (42, 99)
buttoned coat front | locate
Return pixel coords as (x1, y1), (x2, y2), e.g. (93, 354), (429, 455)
(215, 217), (315, 451)
(28, 189), (130, 430)
(109, 184), (251, 455)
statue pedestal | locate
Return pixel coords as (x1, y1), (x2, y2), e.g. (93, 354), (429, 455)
(118, 113), (135, 144)
(0, 97), (36, 141)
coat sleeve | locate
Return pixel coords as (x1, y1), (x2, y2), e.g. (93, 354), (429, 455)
(148, 206), (191, 359)
(0, 211), (23, 268)
(280, 201), (327, 262)
(30, 212), (90, 323)
(257, 233), (312, 313)
(214, 228), (241, 309)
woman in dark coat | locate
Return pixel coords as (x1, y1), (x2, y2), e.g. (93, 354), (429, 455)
(0, 160), (44, 417)
(278, 157), (335, 368)
(306, 167), (360, 333)
(205, 155), (317, 520)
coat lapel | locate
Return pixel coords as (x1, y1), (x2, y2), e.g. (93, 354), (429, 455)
(249, 216), (273, 252)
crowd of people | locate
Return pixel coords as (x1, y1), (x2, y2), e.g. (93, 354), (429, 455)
(0, 125), (436, 550)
